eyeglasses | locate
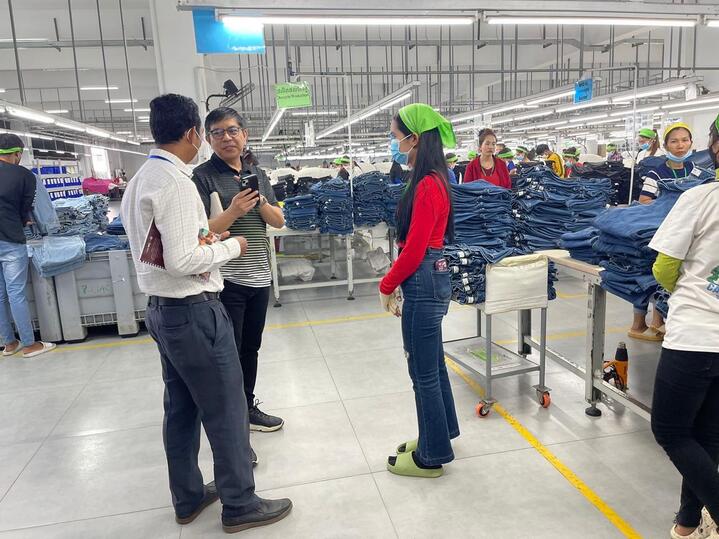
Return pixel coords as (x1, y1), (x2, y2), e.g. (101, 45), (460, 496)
(209, 127), (245, 140)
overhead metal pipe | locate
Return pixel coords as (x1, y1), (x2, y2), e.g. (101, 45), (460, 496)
(67, 0), (84, 120)
(95, 0), (115, 131)
(7, 0), (25, 105)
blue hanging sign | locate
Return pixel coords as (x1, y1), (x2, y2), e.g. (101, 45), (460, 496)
(574, 79), (594, 104)
(192, 10), (266, 54)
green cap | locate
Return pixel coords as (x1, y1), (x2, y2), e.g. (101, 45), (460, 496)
(638, 128), (657, 139)
(468, 150), (478, 159)
(497, 149), (514, 159)
(446, 153), (458, 164)
(398, 103), (456, 149)
(0, 147), (22, 155)
(516, 145), (529, 154)
(563, 150), (579, 159)
(606, 143), (617, 151)
(333, 156), (350, 165)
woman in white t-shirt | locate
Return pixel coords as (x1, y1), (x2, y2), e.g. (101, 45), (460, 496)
(649, 115), (719, 539)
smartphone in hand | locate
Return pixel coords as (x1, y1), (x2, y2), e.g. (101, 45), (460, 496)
(238, 173), (259, 193)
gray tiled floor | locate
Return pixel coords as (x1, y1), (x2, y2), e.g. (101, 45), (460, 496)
(0, 275), (677, 538)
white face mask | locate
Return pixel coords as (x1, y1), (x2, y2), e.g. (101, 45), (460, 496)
(187, 128), (202, 164)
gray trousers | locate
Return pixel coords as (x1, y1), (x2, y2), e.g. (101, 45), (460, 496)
(146, 297), (259, 518)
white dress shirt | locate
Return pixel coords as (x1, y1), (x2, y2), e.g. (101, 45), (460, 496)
(121, 148), (242, 298)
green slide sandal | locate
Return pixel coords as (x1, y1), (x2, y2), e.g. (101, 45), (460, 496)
(387, 451), (443, 478)
(396, 439), (418, 454)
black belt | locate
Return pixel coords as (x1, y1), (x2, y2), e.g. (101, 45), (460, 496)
(148, 291), (219, 306)
(398, 247), (444, 256)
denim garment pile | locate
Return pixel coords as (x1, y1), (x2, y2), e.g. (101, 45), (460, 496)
(310, 178), (354, 235)
(283, 194), (320, 231)
(451, 180), (514, 248)
(83, 233), (129, 253)
(512, 165), (613, 251)
(571, 162), (638, 205)
(52, 197), (96, 236)
(559, 227), (604, 265)
(106, 216), (126, 236)
(353, 172), (389, 227)
(593, 170), (714, 308)
(384, 184), (405, 227)
(85, 194), (110, 231)
(654, 287), (670, 318)
(28, 235), (86, 277)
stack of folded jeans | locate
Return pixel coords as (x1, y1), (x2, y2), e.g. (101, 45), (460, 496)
(654, 287), (670, 318)
(85, 194), (110, 231)
(28, 236), (86, 277)
(571, 161), (636, 205)
(443, 244), (521, 304)
(559, 227), (605, 265)
(83, 233), (129, 253)
(283, 194), (319, 231)
(513, 165), (613, 251)
(353, 172), (388, 227)
(31, 176), (60, 235)
(452, 180), (514, 248)
(548, 261), (558, 300)
(310, 178), (354, 235)
(53, 197), (95, 236)
(106, 216), (126, 235)
(384, 184), (405, 227)
(593, 171), (714, 308)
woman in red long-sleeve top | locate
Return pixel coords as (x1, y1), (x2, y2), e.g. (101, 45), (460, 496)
(379, 103), (459, 479)
(463, 128), (512, 189)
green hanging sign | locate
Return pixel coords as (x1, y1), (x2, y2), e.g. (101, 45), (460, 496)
(274, 82), (312, 109)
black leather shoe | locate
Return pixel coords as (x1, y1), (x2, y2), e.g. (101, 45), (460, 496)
(222, 498), (293, 533)
(175, 481), (219, 525)
(251, 446), (258, 467)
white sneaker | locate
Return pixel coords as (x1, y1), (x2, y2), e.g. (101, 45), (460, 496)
(703, 508), (718, 535)
(671, 522), (712, 539)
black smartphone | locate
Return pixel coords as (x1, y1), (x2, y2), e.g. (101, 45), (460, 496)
(239, 173), (259, 193)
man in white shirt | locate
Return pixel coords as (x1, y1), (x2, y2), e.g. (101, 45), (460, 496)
(121, 94), (291, 533)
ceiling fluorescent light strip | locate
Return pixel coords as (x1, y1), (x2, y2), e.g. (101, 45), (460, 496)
(612, 84), (687, 103)
(556, 99), (610, 113)
(568, 113), (608, 123)
(513, 110), (554, 121)
(81, 86), (119, 91)
(486, 16), (696, 28)
(105, 98), (137, 104)
(610, 106), (659, 117)
(661, 96), (719, 110)
(525, 90), (575, 106)
(55, 121), (87, 132)
(220, 15), (473, 26)
(664, 104), (719, 115)
(44, 109), (68, 114)
(6, 106), (55, 124)
(262, 108), (286, 142)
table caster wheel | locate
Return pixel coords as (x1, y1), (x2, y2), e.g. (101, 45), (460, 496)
(538, 391), (551, 409)
(476, 402), (492, 418)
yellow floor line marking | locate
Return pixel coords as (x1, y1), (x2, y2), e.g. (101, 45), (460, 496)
(446, 358), (642, 539)
(53, 338), (154, 352)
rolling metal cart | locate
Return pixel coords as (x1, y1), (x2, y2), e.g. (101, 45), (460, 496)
(444, 254), (551, 417)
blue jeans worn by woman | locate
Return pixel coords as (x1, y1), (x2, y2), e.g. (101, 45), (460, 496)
(401, 249), (460, 466)
(651, 347), (719, 528)
(0, 240), (35, 347)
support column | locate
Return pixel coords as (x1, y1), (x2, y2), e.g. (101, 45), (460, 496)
(149, 1), (207, 105)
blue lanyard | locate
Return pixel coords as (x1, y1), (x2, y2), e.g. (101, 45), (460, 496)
(148, 155), (173, 164)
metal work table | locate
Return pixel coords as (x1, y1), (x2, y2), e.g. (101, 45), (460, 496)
(267, 226), (394, 307)
(522, 250), (652, 421)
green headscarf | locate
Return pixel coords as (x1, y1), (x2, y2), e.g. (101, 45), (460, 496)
(563, 149), (579, 159)
(397, 103), (456, 149)
(0, 147), (22, 155)
(606, 143), (617, 151)
(468, 150), (478, 159)
(497, 149), (514, 159)
(333, 156), (350, 165)
(638, 128), (656, 139)
(516, 145), (529, 155)
(445, 153), (458, 164)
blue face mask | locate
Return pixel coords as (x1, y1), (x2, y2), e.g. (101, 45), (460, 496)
(638, 142), (650, 151)
(390, 134), (413, 166)
(666, 151), (689, 163)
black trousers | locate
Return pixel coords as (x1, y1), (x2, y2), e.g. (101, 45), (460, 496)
(146, 298), (259, 518)
(651, 347), (719, 528)
(220, 281), (270, 408)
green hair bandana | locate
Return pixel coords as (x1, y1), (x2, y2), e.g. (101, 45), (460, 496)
(638, 128), (656, 139)
(398, 103), (456, 149)
(0, 147), (22, 155)
(606, 143), (617, 151)
(468, 150), (478, 159)
(497, 149), (514, 159)
(333, 157), (350, 165)
(516, 145), (529, 154)
(446, 153), (459, 164)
